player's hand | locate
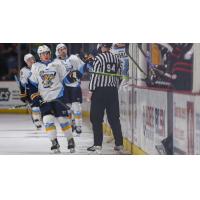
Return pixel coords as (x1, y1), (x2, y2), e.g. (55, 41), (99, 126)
(33, 95), (45, 107)
(67, 70), (82, 82)
(86, 91), (92, 102)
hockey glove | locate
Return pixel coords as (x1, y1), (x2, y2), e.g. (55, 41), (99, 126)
(67, 70), (83, 82)
(32, 94), (45, 107)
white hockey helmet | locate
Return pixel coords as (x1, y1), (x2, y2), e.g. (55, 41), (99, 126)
(24, 53), (34, 63)
(55, 43), (67, 57)
(37, 45), (51, 56)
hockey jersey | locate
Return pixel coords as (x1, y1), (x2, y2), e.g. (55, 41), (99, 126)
(29, 59), (68, 102)
(20, 66), (31, 88)
(55, 55), (84, 87)
(111, 45), (129, 77)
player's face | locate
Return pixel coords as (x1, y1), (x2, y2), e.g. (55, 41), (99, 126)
(26, 57), (35, 67)
(101, 46), (108, 53)
(40, 52), (51, 62)
(58, 47), (68, 58)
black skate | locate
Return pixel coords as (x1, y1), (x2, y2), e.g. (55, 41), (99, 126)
(68, 138), (75, 153)
(87, 145), (102, 154)
(51, 138), (60, 153)
(36, 125), (42, 130)
(34, 119), (42, 130)
(71, 119), (76, 132)
(75, 126), (82, 136)
(114, 145), (124, 154)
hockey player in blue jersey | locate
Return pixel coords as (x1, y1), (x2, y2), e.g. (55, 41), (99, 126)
(28, 45), (76, 153)
(19, 53), (42, 130)
(55, 44), (84, 136)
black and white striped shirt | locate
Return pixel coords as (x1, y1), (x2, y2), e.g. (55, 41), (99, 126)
(89, 51), (121, 91)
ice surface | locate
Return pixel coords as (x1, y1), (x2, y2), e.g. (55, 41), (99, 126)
(0, 114), (128, 155)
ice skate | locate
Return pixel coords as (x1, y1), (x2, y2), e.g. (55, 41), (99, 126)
(51, 138), (60, 154)
(75, 126), (82, 136)
(114, 145), (124, 154)
(87, 145), (102, 154)
(71, 119), (76, 132)
(68, 138), (75, 153)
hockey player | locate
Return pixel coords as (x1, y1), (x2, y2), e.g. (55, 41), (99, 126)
(55, 43), (84, 136)
(28, 45), (75, 153)
(19, 53), (42, 129)
(111, 43), (129, 91)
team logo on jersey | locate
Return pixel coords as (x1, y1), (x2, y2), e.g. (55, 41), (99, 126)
(39, 70), (56, 88)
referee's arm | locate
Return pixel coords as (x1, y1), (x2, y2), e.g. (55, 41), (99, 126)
(89, 57), (101, 91)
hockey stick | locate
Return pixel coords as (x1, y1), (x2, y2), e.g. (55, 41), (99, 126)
(9, 104), (28, 109)
(89, 71), (127, 78)
(88, 71), (145, 81)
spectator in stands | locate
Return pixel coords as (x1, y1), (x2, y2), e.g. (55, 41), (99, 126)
(169, 43), (193, 91)
(0, 44), (18, 81)
(149, 43), (193, 91)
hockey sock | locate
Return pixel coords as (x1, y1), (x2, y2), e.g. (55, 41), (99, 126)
(43, 114), (57, 140)
(72, 102), (82, 127)
(32, 107), (42, 127)
(57, 116), (73, 141)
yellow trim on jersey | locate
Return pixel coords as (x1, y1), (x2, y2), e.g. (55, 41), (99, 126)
(20, 93), (27, 98)
(62, 125), (71, 131)
(45, 126), (56, 132)
(31, 93), (40, 100)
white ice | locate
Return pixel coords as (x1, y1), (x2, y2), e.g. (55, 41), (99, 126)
(0, 114), (128, 155)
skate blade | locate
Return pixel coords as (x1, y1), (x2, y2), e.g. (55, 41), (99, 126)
(87, 150), (102, 155)
(69, 148), (75, 153)
(114, 150), (125, 155)
(155, 145), (166, 155)
(52, 149), (61, 154)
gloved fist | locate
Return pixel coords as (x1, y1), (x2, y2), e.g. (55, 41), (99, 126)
(32, 95), (45, 107)
(67, 70), (82, 83)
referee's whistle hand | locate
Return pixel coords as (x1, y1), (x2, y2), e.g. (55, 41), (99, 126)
(86, 91), (92, 102)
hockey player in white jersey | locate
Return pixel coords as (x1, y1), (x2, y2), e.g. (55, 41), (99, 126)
(19, 53), (42, 129)
(111, 43), (129, 91)
(28, 45), (75, 153)
(55, 44), (84, 136)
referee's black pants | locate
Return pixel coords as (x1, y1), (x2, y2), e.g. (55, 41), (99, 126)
(90, 87), (123, 146)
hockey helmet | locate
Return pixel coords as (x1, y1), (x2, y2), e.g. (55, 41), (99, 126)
(37, 45), (51, 56)
(24, 53), (34, 63)
(55, 43), (67, 57)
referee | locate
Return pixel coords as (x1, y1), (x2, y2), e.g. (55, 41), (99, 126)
(87, 43), (123, 153)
